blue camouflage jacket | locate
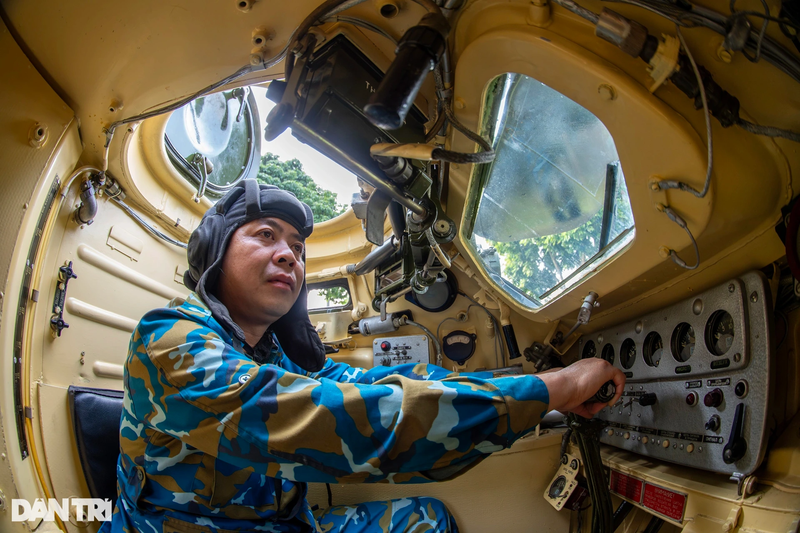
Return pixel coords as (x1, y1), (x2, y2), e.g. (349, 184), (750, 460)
(101, 293), (550, 532)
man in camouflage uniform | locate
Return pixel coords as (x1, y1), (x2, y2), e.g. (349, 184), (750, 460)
(102, 180), (624, 532)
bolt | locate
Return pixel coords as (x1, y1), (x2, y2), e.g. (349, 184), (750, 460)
(250, 53), (263, 66)
(728, 283), (735, 293)
(750, 291), (758, 303)
(717, 44), (733, 63)
(734, 352), (741, 362)
(598, 84), (616, 100)
(650, 181), (661, 191)
(454, 98), (466, 110)
(658, 246), (670, 258)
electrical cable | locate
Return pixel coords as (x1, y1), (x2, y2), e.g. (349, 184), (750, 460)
(661, 206), (700, 270)
(567, 414), (613, 533)
(458, 291), (506, 364)
(433, 68), (494, 154)
(657, 25), (713, 198)
(110, 196), (189, 249)
(322, 15), (399, 44)
(402, 318), (443, 365)
(736, 118), (800, 142)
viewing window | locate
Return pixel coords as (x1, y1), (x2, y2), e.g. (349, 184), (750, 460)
(165, 87), (261, 196)
(464, 73), (635, 308)
(307, 279), (352, 313)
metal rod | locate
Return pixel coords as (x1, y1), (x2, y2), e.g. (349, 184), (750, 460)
(290, 120), (428, 217)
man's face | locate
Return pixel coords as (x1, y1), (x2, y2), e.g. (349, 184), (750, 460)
(216, 217), (305, 329)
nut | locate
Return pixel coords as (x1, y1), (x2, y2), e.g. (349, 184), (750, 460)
(236, 0), (253, 12)
(29, 122), (48, 148)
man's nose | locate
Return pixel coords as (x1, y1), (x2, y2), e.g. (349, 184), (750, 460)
(273, 240), (296, 266)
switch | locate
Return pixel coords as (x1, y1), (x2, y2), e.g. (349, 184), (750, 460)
(380, 341), (392, 352)
(641, 436), (649, 444)
(662, 439), (670, 448)
(705, 414), (721, 432)
(704, 388), (724, 408)
(624, 432), (630, 440)
(723, 403), (748, 464)
(686, 392), (698, 406)
(687, 444), (694, 453)
(606, 429), (614, 437)
(638, 393), (657, 406)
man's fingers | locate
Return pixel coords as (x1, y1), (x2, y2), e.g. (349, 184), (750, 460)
(608, 367), (626, 405)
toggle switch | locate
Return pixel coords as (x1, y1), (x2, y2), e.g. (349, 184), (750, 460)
(705, 414), (721, 432)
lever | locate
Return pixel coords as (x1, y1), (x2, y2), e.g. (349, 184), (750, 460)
(723, 403), (748, 464)
(591, 381), (616, 404)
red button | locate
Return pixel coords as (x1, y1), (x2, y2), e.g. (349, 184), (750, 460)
(380, 341), (391, 352)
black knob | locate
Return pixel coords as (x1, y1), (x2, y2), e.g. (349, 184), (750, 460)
(723, 403), (748, 464)
(380, 341), (392, 352)
(381, 357), (392, 367)
(591, 381), (616, 403)
(704, 388), (724, 408)
(638, 393), (657, 406)
(705, 415), (721, 432)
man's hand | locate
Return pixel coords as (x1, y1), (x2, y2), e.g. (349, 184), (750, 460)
(537, 358), (626, 418)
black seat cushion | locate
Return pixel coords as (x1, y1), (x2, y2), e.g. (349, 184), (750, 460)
(68, 386), (124, 503)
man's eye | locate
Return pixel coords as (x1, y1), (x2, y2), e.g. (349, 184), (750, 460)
(261, 230), (273, 239)
(293, 244), (305, 254)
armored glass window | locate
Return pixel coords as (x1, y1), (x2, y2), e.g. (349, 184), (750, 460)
(464, 73), (635, 308)
(307, 279), (353, 313)
(165, 87), (261, 197)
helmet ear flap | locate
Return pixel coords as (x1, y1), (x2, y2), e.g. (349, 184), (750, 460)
(184, 213), (225, 291)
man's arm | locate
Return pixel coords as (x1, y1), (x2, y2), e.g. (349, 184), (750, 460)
(127, 308), (551, 484)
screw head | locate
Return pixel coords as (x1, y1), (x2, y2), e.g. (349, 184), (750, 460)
(750, 291), (758, 303)
(728, 283), (735, 293)
(454, 98), (466, 110)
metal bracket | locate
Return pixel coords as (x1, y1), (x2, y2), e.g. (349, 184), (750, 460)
(366, 191), (392, 246)
(51, 261), (77, 337)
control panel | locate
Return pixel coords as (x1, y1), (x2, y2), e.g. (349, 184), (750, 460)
(580, 271), (772, 476)
(372, 335), (430, 367)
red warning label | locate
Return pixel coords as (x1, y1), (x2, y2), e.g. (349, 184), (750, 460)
(609, 471), (643, 503)
(642, 483), (687, 522)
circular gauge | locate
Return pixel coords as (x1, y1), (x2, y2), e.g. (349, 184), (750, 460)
(442, 330), (477, 364)
(582, 340), (597, 359)
(671, 322), (696, 362)
(548, 475), (567, 499)
(643, 332), (663, 367)
(705, 310), (735, 356)
(620, 339), (636, 369)
(601, 343), (615, 365)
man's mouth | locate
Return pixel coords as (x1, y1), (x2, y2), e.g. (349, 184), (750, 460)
(268, 275), (295, 290)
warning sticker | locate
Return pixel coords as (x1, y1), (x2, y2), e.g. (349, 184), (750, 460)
(609, 471), (643, 503)
(642, 483), (687, 522)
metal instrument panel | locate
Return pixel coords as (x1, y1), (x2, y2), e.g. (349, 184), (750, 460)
(580, 271), (772, 476)
(372, 335), (430, 367)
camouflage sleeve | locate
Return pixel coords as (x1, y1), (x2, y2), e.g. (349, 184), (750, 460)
(127, 308), (550, 484)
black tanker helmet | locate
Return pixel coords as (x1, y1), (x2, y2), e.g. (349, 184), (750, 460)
(184, 179), (326, 371)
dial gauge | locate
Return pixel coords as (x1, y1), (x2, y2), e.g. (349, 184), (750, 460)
(671, 322), (696, 362)
(548, 475), (567, 499)
(705, 310), (735, 356)
(620, 338), (636, 369)
(601, 343), (615, 365)
(582, 340), (597, 359)
(643, 332), (663, 367)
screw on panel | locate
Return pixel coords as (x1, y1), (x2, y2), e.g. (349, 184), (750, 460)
(237, 0), (253, 12)
(750, 292), (758, 303)
(733, 353), (741, 363)
(728, 283), (735, 293)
